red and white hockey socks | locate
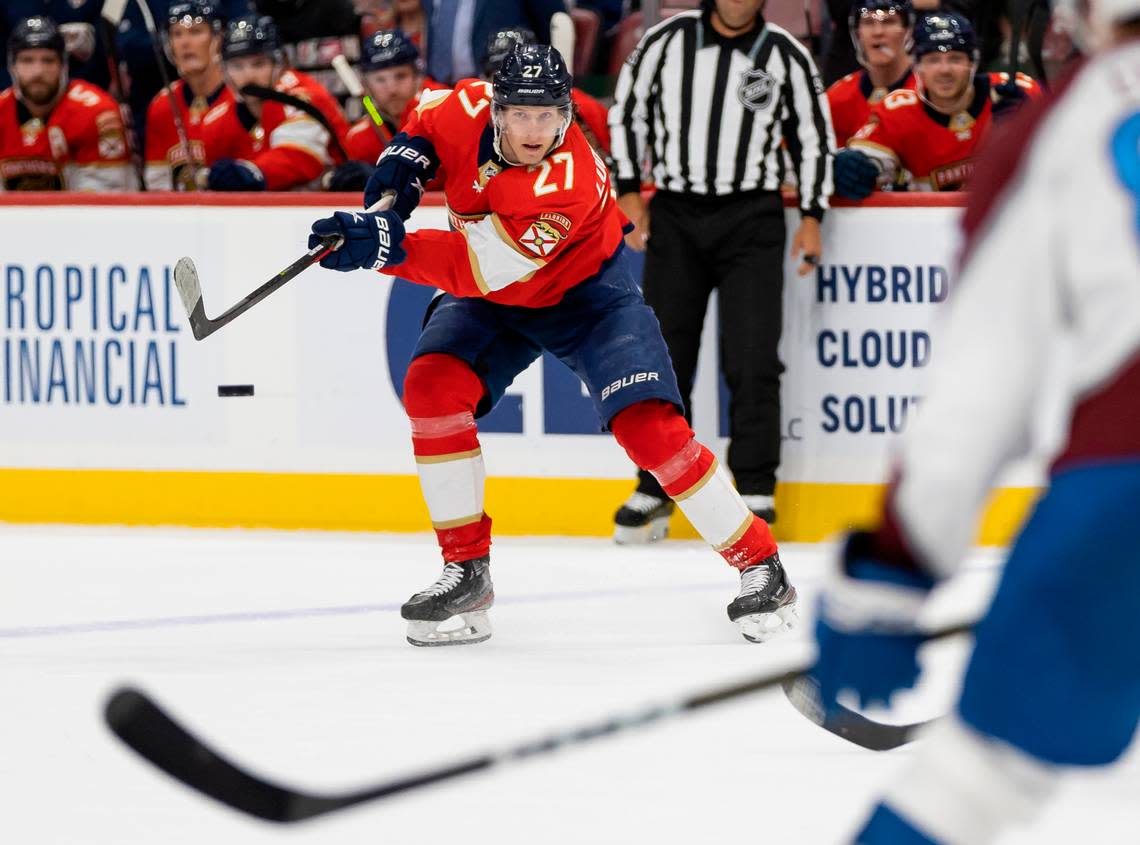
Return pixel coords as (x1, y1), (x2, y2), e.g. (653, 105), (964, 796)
(403, 354), (492, 562)
(610, 401), (778, 569)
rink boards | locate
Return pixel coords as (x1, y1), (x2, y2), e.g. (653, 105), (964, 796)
(0, 194), (1044, 542)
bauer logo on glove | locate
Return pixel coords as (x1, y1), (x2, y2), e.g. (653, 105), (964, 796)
(309, 209), (407, 273)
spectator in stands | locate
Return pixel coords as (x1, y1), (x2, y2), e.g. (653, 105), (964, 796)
(325, 28), (447, 191)
(0, 16), (137, 191)
(144, 1), (233, 190)
(356, 0), (427, 48)
(200, 14), (350, 190)
(1, 1), (110, 92)
(827, 1), (915, 147)
(576, 0), (622, 34)
(117, 1), (252, 155)
(481, 27), (610, 154)
(608, 0), (833, 539)
(421, 0), (567, 86)
(833, 12), (1038, 197)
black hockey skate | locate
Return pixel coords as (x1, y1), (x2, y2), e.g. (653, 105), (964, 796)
(613, 492), (675, 544)
(401, 556), (494, 647)
(727, 552), (798, 643)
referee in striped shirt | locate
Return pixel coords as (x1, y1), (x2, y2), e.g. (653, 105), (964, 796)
(609, 0), (834, 541)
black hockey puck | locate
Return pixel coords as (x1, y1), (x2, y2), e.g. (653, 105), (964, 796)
(217, 384), (255, 397)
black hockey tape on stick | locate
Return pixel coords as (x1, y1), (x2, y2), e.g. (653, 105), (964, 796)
(103, 622), (973, 824)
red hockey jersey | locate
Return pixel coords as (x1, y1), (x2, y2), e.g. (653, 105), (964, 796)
(571, 87), (610, 154)
(850, 72), (1040, 191)
(345, 78), (449, 163)
(0, 80), (135, 191)
(144, 79), (232, 190)
(827, 67), (915, 147)
(379, 79), (626, 308)
(199, 69), (350, 190)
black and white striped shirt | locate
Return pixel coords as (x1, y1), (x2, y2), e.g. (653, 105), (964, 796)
(609, 10), (835, 217)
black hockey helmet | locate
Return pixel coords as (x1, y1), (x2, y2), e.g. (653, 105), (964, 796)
(8, 15), (65, 63)
(483, 27), (535, 78)
(361, 29), (420, 73)
(913, 12), (978, 63)
(221, 15), (282, 62)
(167, 0), (224, 32)
(492, 43), (572, 108)
(848, 0), (912, 30)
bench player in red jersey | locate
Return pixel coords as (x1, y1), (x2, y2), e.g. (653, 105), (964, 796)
(307, 45), (797, 647)
(834, 12), (1040, 197)
(827, 1), (916, 147)
(144, 1), (233, 191)
(0, 16), (135, 192)
(199, 15), (350, 191)
(325, 29), (447, 192)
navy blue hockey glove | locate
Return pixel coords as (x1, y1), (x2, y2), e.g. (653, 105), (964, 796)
(207, 158), (266, 191)
(308, 210), (407, 272)
(991, 79), (1028, 120)
(364, 132), (439, 219)
(324, 160), (376, 193)
(833, 149), (879, 200)
(810, 531), (936, 715)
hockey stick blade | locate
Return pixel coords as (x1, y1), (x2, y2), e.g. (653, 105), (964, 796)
(173, 258), (209, 341)
(781, 621), (975, 750)
(105, 688), (491, 822)
(174, 193), (393, 341)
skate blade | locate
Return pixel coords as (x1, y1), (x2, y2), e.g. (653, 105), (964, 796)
(613, 515), (670, 545)
(406, 611), (492, 647)
(737, 602), (799, 643)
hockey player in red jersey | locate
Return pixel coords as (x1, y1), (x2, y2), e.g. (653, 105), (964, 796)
(144, 1), (234, 191)
(308, 45), (796, 646)
(834, 12), (1040, 196)
(0, 16), (136, 192)
(827, 1), (916, 147)
(200, 15), (351, 191)
(811, 2), (1140, 841)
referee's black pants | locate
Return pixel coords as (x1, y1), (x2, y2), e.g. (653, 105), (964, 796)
(636, 189), (786, 499)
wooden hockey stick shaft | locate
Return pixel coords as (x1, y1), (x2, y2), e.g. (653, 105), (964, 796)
(104, 622), (972, 824)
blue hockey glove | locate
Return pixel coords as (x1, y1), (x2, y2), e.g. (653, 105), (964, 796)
(324, 160), (376, 193)
(811, 531), (936, 714)
(308, 210), (407, 272)
(364, 132), (439, 219)
(834, 149), (880, 200)
(991, 79), (1028, 120)
(207, 158), (266, 191)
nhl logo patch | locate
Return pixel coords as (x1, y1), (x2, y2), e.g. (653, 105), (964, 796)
(738, 68), (776, 112)
(519, 221), (563, 257)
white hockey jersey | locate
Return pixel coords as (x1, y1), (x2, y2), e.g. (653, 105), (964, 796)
(888, 47), (1140, 578)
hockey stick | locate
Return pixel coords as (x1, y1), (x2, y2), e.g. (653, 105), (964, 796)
(331, 54), (388, 141)
(239, 84), (352, 162)
(174, 192), (394, 340)
(103, 622), (971, 824)
(782, 621), (975, 749)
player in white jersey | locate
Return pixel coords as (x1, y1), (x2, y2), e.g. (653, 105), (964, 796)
(809, 1), (1140, 842)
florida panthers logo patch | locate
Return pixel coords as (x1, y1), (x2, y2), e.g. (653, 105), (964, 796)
(738, 68), (776, 112)
(519, 220), (564, 257)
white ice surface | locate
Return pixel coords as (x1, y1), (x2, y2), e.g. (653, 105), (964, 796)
(1, 526), (1136, 844)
